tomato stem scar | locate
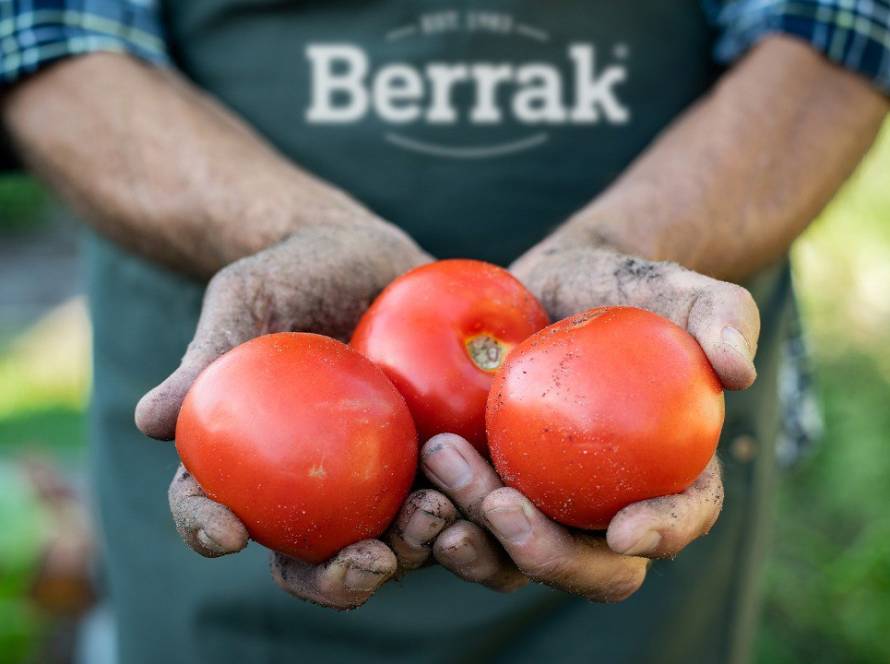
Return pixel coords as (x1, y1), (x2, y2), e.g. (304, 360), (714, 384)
(466, 334), (508, 372)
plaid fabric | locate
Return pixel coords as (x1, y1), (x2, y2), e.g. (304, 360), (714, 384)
(709, 0), (890, 93)
(0, 0), (168, 84)
(1, 1), (889, 93)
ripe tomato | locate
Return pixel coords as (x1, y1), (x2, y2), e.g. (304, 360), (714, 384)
(487, 306), (724, 530)
(176, 332), (417, 563)
(352, 259), (549, 453)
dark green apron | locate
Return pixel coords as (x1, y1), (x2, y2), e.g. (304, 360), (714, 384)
(87, 2), (788, 662)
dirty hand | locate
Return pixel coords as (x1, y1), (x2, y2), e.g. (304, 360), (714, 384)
(135, 221), (460, 609)
(423, 244), (760, 600)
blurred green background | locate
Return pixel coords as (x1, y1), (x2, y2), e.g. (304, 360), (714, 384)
(1, 123), (888, 663)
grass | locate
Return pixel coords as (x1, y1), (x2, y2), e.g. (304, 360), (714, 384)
(0, 122), (889, 662)
(0, 177), (48, 233)
(755, 122), (890, 663)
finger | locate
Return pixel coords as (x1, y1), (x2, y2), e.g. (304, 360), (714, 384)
(135, 268), (254, 440)
(270, 540), (397, 610)
(386, 489), (457, 571)
(607, 455), (724, 559)
(434, 519), (528, 593)
(515, 249), (761, 391)
(481, 488), (648, 603)
(420, 433), (504, 521)
(168, 464), (248, 557)
(667, 269), (761, 391)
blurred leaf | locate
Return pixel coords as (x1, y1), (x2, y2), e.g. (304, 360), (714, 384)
(0, 177), (48, 234)
(0, 462), (49, 593)
(0, 408), (86, 456)
(759, 121), (890, 663)
(0, 298), (91, 419)
(0, 598), (43, 664)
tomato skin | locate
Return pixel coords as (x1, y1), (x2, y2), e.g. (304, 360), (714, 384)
(175, 332), (418, 563)
(351, 259), (549, 453)
(487, 306), (724, 530)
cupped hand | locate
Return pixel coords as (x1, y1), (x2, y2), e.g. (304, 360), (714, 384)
(422, 244), (759, 600)
(135, 221), (429, 440)
(135, 220), (448, 609)
(511, 243), (760, 391)
(423, 433), (723, 601)
(170, 464), (458, 609)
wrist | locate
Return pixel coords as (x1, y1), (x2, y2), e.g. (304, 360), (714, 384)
(204, 166), (403, 272)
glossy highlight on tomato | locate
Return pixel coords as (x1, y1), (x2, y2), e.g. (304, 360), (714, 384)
(352, 259), (549, 453)
(487, 306), (724, 530)
(175, 332), (418, 563)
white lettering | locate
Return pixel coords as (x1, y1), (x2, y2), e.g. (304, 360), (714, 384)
(568, 44), (629, 123)
(513, 64), (566, 124)
(374, 65), (423, 123)
(426, 64), (469, 123)
(304, 43), (630, 126)
(469, 65), (514, 123)
(305, 45), (369, 122)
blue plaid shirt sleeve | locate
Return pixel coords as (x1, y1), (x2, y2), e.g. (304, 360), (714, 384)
(0, 0), (169, 86)
(707, 0), (890, 94)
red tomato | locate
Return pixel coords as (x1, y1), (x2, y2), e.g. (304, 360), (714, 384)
(176, 332), (417, 563)
(352, 259), (549, 453)
(487, 306), (724, 530)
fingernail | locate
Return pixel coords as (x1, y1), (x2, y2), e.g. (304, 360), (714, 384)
(444, 539), (477, 565)
(422, 443), (472, 490)
(404, 509), (446, 546)
(621, 530), (662, 557)
(344, 567), (385, 592)
(197, 529), (223, 553)
(722, 327), (752, 361)
(485, 506), (532, 544)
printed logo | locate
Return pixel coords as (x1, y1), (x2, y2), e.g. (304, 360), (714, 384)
(305, 10), (630, 159)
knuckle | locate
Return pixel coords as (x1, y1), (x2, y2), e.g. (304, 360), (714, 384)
(453, 560), (496, 584)
(591, 563), (647, 603)
(432, 539), (471, 571)
(191, 540), (223, 559)
(606, 569), (647, 603)
(168, 468), (196, 501)
(720, 281), (750, 302)
(491, 574), (530, 594)
(269, 554), (294, 590)
(207, 265), (243, 295)
(412, 489), (457, 520)
(661, 523), (698, 556)
(701, 500), (723, 536)
(394, 549), (428, 571)
(519, 553), (572, 583)
(730, 283), (757, 311)
(719, 283), (760, 327)
(316, 572), (346, 598)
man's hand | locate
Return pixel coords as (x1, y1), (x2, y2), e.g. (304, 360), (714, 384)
(425, 33), (886, 602)
(134, 220), (462, 609)
(420, 245), (758, 600)
(422, 434), (722, 600)
(134, 221), (431, 439)
(170, 465), (457, 609)
(512, 244), (760, 390)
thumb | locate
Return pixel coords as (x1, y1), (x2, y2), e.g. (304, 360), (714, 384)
(135, 270), (253, 440)
(134, 343), (220, 440)
(668, 270), (761, 391)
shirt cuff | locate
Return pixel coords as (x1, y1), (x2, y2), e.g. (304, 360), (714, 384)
(0, 0), (170, 87)
(711, 0), (890, 95)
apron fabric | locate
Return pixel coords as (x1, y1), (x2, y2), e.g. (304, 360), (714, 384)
(86, 2), (790, 662)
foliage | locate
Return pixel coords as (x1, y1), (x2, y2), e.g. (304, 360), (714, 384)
(757, 123), (890, 663)
(0, 177), (48, 233)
